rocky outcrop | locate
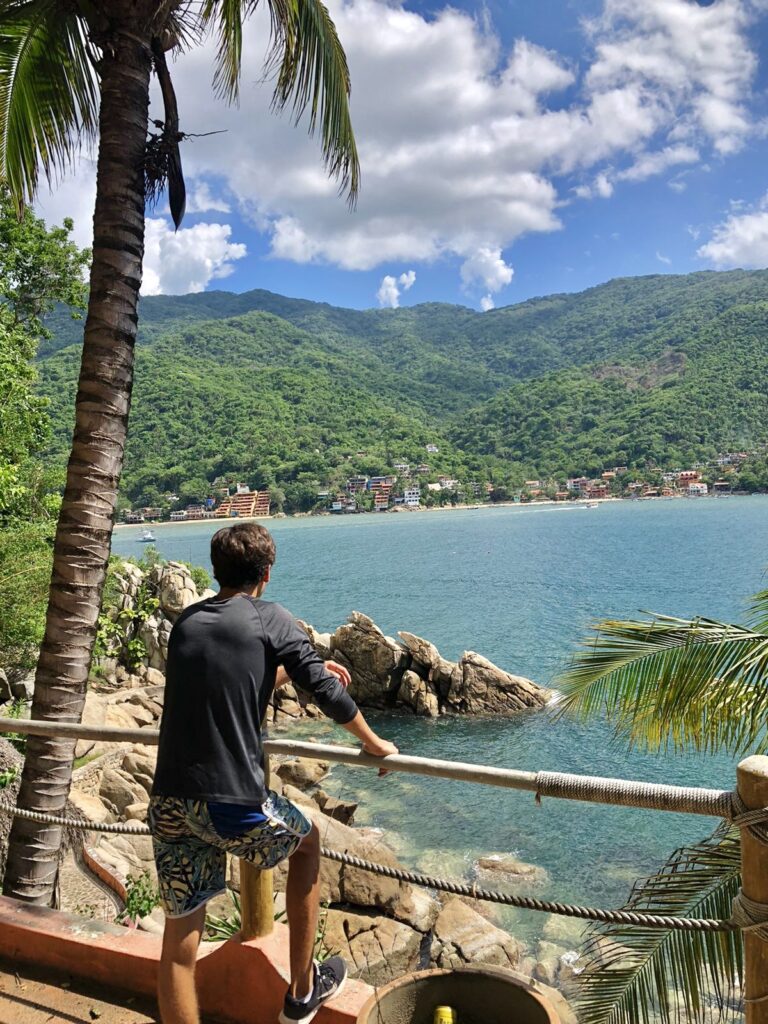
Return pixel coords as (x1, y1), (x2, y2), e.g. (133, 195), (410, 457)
(431, 898), (526, 970)
(329, 613), (408, 707)
(322, 908), (423, 985)
(90, 558), (548, 720)
(325, 614), (549, 718)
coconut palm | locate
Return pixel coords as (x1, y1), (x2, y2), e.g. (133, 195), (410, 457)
(557, 589), (768, 1024)
(0, 0), (359, 904)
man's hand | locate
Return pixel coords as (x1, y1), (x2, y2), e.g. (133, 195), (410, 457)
(324, 660), (351, 688)
(362, 736), (399, 776)
(341, 712), (398, 776)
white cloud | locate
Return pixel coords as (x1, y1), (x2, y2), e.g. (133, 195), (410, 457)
(480, 294), (495, 312)
(376, 275), (400, 307)
(574, 171), (614, 199)
(34, 160), (97, 250)
(656, 250), (671, 265)
(617, 144), (699, 182)
(185, 181), (231, 214)
(586, 0), (757, 155)
(33, 0), (766, 300)
(142, 219), (247, 295)
(697, 194), (768, 268)
(460, 247), (514, 293)
(376, 268), (416, 307)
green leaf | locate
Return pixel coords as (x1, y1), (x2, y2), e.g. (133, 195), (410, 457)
(0, 1), (99, 207)
(201, 0), (359, 200)
(574, 825), (743, 1024)
(557, 612), (768, 756)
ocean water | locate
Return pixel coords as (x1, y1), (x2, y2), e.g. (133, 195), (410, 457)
(113, 497), (768, 944)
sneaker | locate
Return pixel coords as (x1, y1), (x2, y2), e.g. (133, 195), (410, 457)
(278, 957), (348, 1024)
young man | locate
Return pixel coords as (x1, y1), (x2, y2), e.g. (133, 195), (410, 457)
(149, 522), (398, 1024)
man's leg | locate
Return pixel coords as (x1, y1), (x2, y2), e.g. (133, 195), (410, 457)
(285, 821), (321, 999)
(158, 905), (207, 1024)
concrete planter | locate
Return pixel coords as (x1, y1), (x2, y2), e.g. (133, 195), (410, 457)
(357, 966), (561, 1024)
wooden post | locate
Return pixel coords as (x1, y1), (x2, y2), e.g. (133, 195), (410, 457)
(737, 755), (768, 1022)
(239, 752), (274, 940)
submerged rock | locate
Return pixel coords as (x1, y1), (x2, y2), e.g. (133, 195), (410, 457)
(475, 854), (548, 885)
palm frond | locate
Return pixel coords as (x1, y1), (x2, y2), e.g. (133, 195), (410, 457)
(0, 1), (99, 207)
(748, 587), (768, 634)
(557, 612), (768, 755)
(575, 825), (742, 1024)
(202, 0), (360, 201)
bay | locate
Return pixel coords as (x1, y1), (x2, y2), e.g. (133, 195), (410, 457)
(113, 496), (768, 943)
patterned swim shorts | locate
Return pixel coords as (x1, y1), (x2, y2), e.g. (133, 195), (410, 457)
(148, 792), (311, 918)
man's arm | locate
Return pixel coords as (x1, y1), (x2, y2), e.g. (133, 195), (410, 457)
(342, 711), (399, 770)
(276, 661), (351, 691)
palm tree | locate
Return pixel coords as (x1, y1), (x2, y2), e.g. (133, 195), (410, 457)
(0, 0), (359, 904)
(557, 589), (768, 1024)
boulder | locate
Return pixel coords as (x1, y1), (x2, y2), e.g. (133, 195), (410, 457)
(152, 562), (200, 621)
(300, 622), (333, 661)
(275, 758), (329, 789)
(431, 897), (525, 970)
(542, 914), (586, 947)
(0, 670), (11, 703)
(533, 941), (565, 988)
(330, 613), (408, 706)
(312, 789), (358, 825)
(275, 700), (303, 719)
(124, 802), (149, 821)
(322, 908), (422, 986)
(121, 751), (156, 794)
(475, 854), (548, 885)
(144, 667), (165, 687)
(105, 701), (147, 732)
(67, 789), (114, 825)
(398, 670), (439, 717)
(445, 652), (549, 715)
(10, 671), (34, 702)
(270, 798), (421, 921)
(99, 768), (150, 815)
(398, 632), (440, 672)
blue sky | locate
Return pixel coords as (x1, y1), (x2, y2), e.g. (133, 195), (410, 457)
(40, 0), (768, 311)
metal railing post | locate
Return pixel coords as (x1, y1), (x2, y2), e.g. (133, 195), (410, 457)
(239, 750), (274, 940)
(737, 756), (768, 1021)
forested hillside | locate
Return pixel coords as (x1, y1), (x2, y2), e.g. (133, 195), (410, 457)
(38, 269), (768, 504)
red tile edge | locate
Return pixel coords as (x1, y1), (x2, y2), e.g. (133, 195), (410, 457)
(0, 896), (373, 1023)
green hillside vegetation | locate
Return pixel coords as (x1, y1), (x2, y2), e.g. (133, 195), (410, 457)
(38, 269), (768, 508)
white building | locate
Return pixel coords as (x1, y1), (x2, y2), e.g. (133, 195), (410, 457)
(403, 487), (421, 507)
(425, 444), (439, 453)
(688, 482), (708, 496)
(169, 510), (187, 521)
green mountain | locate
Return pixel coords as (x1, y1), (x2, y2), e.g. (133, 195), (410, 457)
(38, 269), (768, 506)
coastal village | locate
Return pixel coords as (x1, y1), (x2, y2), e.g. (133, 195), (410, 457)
(121, 446), (763, 524)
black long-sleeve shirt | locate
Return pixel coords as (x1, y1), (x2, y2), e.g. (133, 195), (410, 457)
(152, 595), (358, 804)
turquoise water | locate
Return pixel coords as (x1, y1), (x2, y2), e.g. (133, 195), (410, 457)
(114, 497), (768, 944)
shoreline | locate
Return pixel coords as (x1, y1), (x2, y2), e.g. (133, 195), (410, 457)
(113, 492), (751, 531)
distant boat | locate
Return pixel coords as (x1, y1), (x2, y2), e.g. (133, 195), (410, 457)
(139, 529), (156, 543)
(585, 502), (599, 509)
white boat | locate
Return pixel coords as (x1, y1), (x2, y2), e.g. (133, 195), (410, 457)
(139, 529), (156, 543)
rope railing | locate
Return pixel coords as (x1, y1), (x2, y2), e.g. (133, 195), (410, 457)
(0, 797), (751, 934)
(0, 718), (736, 818)
(3, 719), (768, 950)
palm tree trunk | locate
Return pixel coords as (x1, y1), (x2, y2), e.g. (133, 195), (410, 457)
(3, 26), (152, 903)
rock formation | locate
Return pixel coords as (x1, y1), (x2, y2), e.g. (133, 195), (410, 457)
(89, 559), (549, 720)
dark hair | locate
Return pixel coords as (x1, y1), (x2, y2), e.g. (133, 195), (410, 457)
(210, 523), (276, 588)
